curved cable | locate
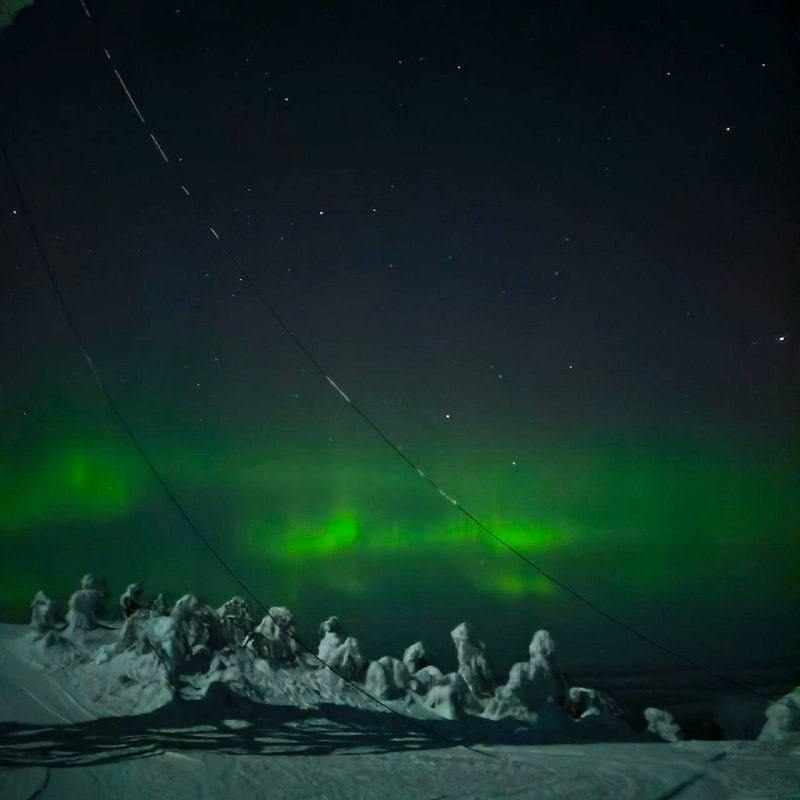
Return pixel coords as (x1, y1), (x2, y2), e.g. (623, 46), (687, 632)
(66, 0), (797, 711)
(0, 131), (497, 760)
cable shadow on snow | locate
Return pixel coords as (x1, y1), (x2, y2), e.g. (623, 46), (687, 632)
(0, 685), (735, 800)
(0, 674), (656, 770)
(0, 684), (481, 768)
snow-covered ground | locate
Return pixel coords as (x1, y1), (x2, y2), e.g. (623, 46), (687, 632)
(1, 625), (797, 799)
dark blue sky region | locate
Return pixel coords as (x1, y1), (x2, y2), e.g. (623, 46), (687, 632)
(0, 0), (797, 673)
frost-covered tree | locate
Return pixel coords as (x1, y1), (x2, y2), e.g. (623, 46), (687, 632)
(29, 590), (57, 634)
(216, 597), (254, 646)
(451, 622), (494, 699)
(644, 707), (683, 742)
(250, 606), (299, 664)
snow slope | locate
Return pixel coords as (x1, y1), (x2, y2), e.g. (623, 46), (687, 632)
(2, 623), (799, 799)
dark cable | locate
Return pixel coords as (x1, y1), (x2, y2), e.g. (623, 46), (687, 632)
(0, 131), (497, 760)
(70, 4), (796, 711)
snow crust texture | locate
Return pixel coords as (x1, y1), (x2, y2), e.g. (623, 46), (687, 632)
(3, 579), (799, 800)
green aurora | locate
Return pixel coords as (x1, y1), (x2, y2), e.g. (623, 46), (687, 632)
(2, 408), (797, 670)
(0, 0), (33, 31)
(0, 0), (796, 681)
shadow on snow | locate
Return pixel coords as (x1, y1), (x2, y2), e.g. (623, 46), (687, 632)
(0, 682), (517, 768)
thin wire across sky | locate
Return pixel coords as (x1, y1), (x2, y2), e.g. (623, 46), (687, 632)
(4, 0), (788, 715)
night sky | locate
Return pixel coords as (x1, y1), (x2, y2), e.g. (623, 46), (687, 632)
(1, 1), (797, 674)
